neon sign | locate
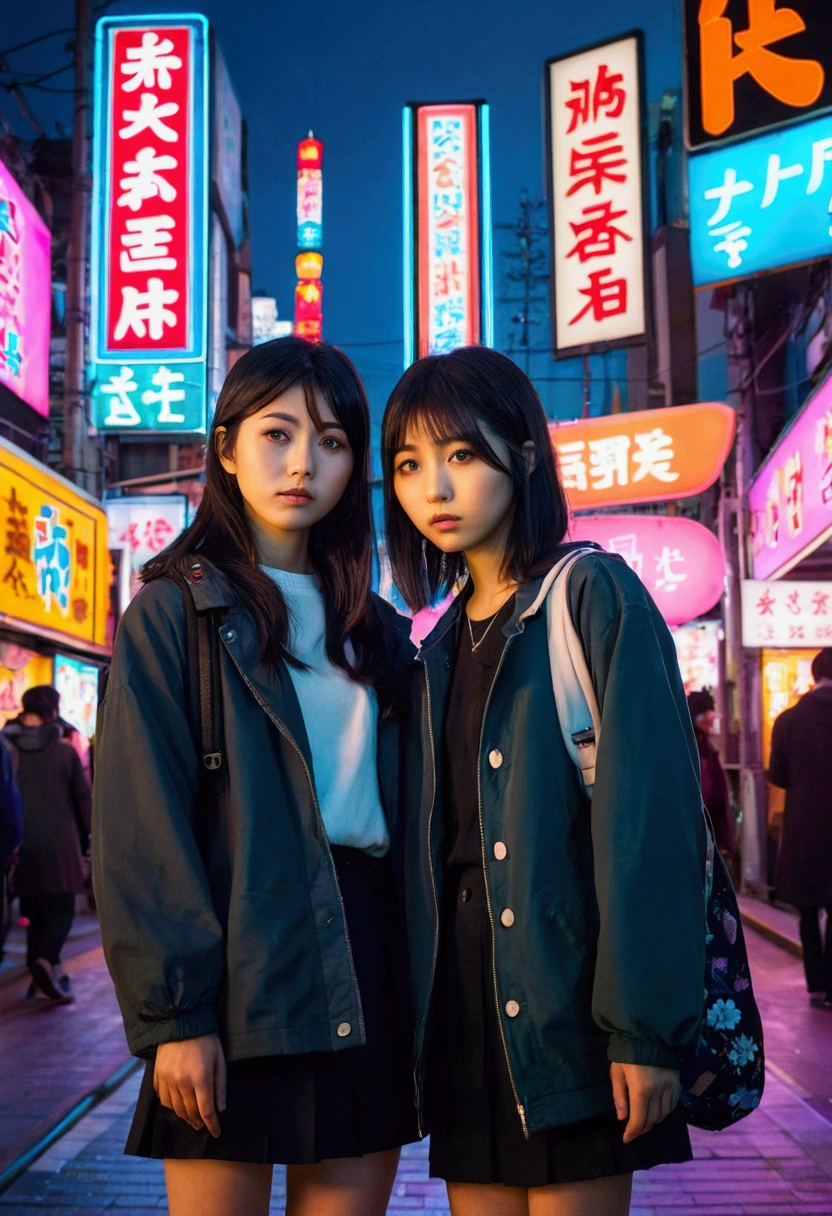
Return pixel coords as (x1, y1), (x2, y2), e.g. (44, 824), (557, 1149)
(404, 102), (493, 364)
(0, 155), (51, 417)
(551, 402), (736, 510)
(294, 135), (323, 341)
(90, 15), (209, 432)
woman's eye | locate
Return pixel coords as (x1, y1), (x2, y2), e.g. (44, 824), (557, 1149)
(266, 429), (290, 442)
(396, 459), (419, 474)
(320, 436), (343, 450)
(449, 449), (473, 464)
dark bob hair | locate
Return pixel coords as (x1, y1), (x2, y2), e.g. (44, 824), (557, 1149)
(381, 346), (569, 611)
(144, 336), (382, 686)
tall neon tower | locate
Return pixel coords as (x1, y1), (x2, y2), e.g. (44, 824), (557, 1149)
(294, 132), (324, 341)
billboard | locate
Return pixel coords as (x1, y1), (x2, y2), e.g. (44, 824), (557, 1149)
(106, 495), (188, 612)
(404, 101), (493, 363)
(550, 401), (736, 510)
(685, 0), (832, 150)
(294, 135), (323, 341)
(545, 34), (648, 358)
(743, 579), (832, 647)
(690, 110), (832, 287)
(54, 655), (100, 740)
(749, 370), (832, 578)
(0, 154), (51, 417)
(212, 44), (244, 249)
(90, 15), (209, 433)
(568, 513), (726, 627)
(0, 437), (110, 650)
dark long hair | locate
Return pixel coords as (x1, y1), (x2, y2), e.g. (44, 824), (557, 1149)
(144, 336), (381, 684)
(381, 346), (569, 612)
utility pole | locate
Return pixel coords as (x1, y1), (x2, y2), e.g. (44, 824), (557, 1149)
(62, 0), (92, 489)
(495, 191), (549, 373)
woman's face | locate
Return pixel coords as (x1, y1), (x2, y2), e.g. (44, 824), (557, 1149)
(218, 384), (354, 541)
(392, 418), (522, 556)
(696, 709), (717, 735)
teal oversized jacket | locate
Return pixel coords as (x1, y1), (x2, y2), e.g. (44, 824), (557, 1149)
(404, 550), (706, 1136)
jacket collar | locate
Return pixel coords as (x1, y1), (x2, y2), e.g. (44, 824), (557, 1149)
(416, 541), (602, 659)
(179, 556), (237, 612)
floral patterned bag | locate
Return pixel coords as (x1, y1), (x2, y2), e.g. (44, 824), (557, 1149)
(542, 553), (765, 1132)
(678, 823), (765, 1130)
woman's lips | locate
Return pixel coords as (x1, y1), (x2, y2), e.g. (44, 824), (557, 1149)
(278, 490), (314, 504)
(430, 514), (460, 532)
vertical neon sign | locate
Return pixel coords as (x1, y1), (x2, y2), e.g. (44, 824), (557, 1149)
(90, 14), (209, 433)
(294, 134), (323, 341)
(403, 101), (492, 364)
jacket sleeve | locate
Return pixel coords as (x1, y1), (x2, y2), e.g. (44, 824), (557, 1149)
(68, 746), (92, 851)
(767, 714), (789, 789)
(0, 737), (23, 866)
(92, 579), (223, 1058)
(569, 555), (706, 1070)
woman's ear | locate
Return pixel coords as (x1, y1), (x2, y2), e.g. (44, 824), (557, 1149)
(521, 440), (538, 477)
(215, 426), (236, 475)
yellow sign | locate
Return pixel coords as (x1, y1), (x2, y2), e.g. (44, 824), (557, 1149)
(1, 437), (110, 649)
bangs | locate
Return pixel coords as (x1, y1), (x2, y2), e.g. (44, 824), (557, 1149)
(383, 359), (506, 473)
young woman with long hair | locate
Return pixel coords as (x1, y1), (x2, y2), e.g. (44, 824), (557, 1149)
(93, 337), (417, 1216)
(382, 346), (706, 1216)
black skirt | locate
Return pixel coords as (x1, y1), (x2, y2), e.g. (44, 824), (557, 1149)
(125, 846), (419, 1164)
(427, 865), (693, 1188)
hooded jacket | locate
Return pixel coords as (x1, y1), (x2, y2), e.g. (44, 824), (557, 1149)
(768, 683), (832, 907)
(92, 560), (414, 1061)
(3, 719), (91, 895)
(404, 550), (706, 1136)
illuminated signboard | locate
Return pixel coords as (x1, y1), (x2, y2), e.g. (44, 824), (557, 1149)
(0, 437), (110, 650)
(569, 513), (726, 627)
(212, 45), (244, 249)
(404, 101), (493, 363)
(749, 372), (832, 578)
(106, 495), (188, 612)
(545, 34), (648, 358)
(672, 620), (721, 694)
(0, 154), (51, 417)
(684, 0), (832, 150)
(54, 655), (100, 741)
(550, 401), (736, 510)
(742, 579), (832, 647)
(690, 111), (832, 287)
(294, 135), (323, 341)
(90, 15), (209, 433)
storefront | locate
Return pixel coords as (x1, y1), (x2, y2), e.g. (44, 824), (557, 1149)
(1, 437), (111, 748)
(747, 368), (832, 886)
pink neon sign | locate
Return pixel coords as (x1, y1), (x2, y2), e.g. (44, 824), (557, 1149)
(0, 156), (51, 417)
(568, 514), (725, 627)
(749, 374), (832, 579)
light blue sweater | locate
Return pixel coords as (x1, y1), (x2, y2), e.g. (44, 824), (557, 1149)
(263, 567), (389, 857)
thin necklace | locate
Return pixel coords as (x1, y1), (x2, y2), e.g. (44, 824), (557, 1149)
(467, 609), (501, 653)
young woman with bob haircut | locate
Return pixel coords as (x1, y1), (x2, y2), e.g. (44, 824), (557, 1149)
(94, 337), (418, 1216)
(382, 345), (706, 1216)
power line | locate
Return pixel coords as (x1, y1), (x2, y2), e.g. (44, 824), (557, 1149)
(0, 28), (74, 58)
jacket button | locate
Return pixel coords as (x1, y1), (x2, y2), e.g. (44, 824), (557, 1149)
(500, 908), (515, 928)
(461, 887), (472, 903)
(494, 841), (507, 860)
(336, 1022), (352, 1038)
(488, 749), (503, 769)
(224, 629), (237, 643)
(505, 1000), (520, 1018)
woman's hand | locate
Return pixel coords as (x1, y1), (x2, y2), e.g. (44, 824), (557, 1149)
(153, 1034), (227, 1137)
(610, 1062), (680, 1144)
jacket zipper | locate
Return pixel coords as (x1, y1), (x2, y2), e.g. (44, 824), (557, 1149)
(476, 633), (530, 1139)
(221, 640), (365, 1040)
(413, 657), (440, 1139)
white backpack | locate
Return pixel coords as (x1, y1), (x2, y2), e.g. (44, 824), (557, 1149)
(520, 548), (602, 798)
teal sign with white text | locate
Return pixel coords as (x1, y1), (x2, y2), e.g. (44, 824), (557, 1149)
(90, 360), (207, 433)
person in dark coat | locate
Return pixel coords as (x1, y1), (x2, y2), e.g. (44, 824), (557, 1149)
(0, 732), (22, 873)
(687, 689), (736, 861)
(768, 648), (832, 1010)
(3, 685), (92, 1003)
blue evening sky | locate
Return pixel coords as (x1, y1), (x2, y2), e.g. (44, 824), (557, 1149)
(1, 0), (686, 434)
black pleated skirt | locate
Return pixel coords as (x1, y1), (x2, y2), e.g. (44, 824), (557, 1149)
(427, 865), (693, 1188)
(125, 846), (419, 1164)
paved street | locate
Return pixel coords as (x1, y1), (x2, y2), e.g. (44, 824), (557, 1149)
(1, 921), (832, 1214)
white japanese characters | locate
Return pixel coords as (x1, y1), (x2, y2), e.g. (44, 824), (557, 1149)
(554, 426), (680, 494)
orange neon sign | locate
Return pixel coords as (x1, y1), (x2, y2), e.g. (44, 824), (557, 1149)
(550, 402), (736, 510)
(698, 0), (824, 137)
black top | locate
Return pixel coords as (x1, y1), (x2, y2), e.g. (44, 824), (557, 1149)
(443, 595), (516, 868)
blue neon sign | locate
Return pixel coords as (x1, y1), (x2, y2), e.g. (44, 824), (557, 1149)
(689, 112), (832, 288)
